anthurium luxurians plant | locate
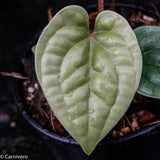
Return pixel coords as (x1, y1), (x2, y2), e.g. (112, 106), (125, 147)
(35, 6), (142, 155)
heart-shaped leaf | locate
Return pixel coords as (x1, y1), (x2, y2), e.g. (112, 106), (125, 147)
(134, 26), (160, 98)
(35, 6), (142, 155)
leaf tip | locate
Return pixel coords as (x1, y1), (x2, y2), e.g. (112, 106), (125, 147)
(31, 45), (36, 54)
(80, 142), (97, 156)
(82, 146), (94, 156)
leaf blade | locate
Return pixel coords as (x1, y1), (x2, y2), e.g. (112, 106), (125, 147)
(35, 6), (142, 155)
(135, 26), (160, 98)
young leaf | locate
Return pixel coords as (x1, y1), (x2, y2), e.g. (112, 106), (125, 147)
(31, 45), (36, 54)
(35, 5), (142, 155)
(134, 26), (160, 98)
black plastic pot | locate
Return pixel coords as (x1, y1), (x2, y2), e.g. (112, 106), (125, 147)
(14, 1), (160, 160)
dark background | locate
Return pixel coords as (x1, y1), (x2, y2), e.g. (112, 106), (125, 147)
(0, 0), (160, 160)
(0, 0), (55, 159)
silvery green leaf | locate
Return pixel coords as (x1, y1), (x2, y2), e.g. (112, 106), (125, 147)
(35, 5), (142, 155)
